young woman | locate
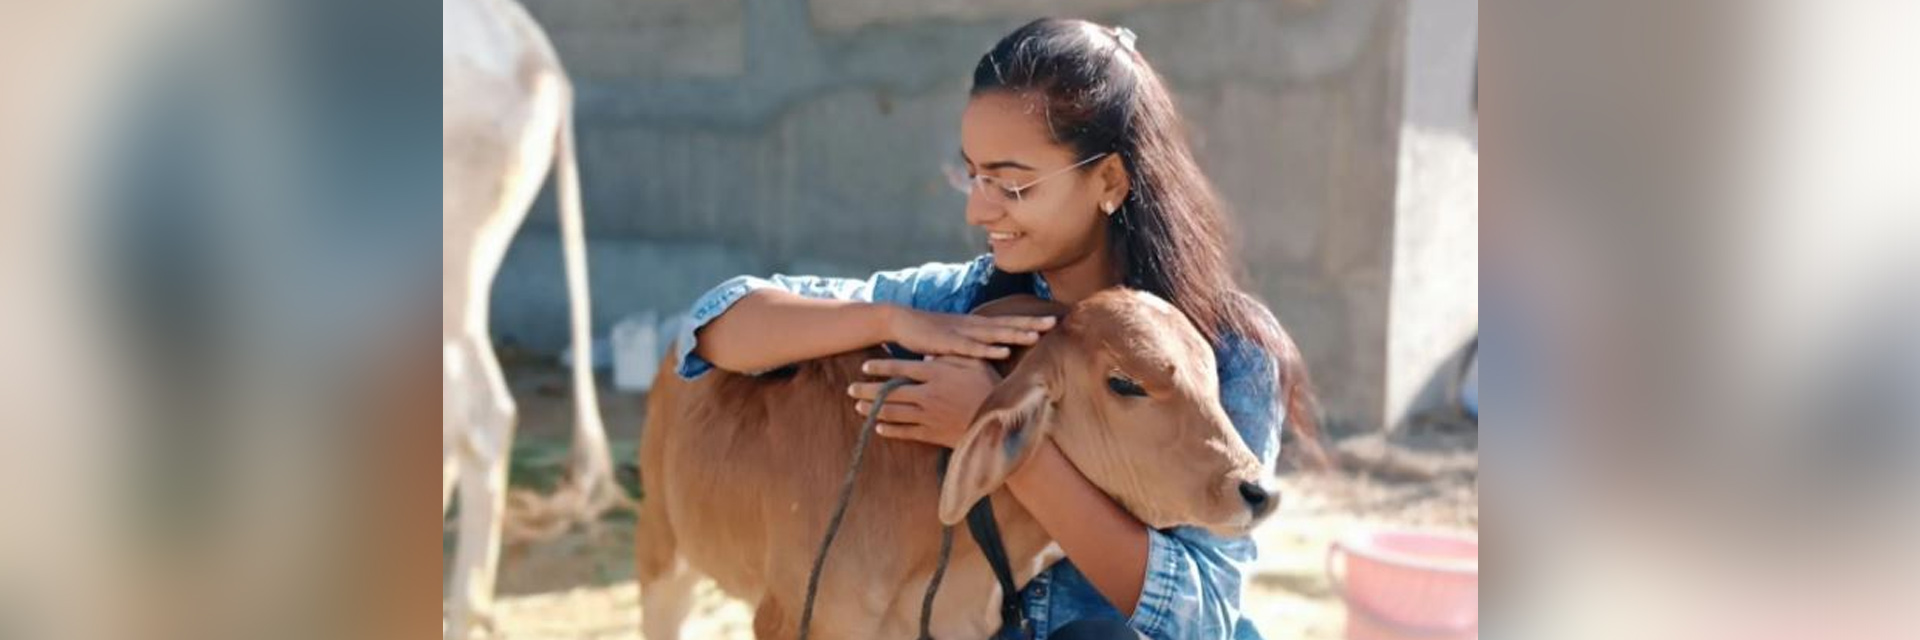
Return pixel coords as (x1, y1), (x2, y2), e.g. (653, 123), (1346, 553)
(673, 18), (1318, 640)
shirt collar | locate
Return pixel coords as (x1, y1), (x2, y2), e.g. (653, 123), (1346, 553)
(976, 253), (1055, 301)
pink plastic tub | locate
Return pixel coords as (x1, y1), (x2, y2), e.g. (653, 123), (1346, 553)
(1327, 528), (1479, 640)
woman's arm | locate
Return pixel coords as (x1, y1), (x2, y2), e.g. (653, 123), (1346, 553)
(1005, 440), (1263, 638)
(693, 289), (895, 373)
(675, 259), (1053, 379)
(1004, 438), (1151, 615)
(1008, 336), (1284, 639)
(695, 288), (1051, 373)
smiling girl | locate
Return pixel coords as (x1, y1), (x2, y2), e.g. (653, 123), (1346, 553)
(674, 18), (1319, 640)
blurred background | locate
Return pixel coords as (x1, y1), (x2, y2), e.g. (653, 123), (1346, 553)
(10, 0), (1918, 637)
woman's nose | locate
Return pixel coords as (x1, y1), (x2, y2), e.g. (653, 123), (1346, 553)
(964, 192), (1005, 226)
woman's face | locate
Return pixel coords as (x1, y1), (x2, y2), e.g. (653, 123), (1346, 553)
(958, 91), (1126, 273)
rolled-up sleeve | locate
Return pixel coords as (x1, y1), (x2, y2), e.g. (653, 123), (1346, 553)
(1128, 334), (1282, 639)
(1130, 526), (1259, 639)
(672, 257), (987, 380)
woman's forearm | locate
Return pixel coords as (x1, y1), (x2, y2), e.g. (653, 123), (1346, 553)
(692, 289), (894, 373)
(1005, 438), (1149, 616)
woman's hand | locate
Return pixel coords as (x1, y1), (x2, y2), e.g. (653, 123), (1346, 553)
(884, 307), (1053, 360)
(849, 356), (1004, 449)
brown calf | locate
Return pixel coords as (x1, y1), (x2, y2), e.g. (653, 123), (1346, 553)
(636, 290), (1274, 639)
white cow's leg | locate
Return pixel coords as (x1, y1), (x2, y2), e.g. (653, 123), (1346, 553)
(443, 343), (465, 516)
(442, 453), (460, 520)
(445, 334), (516, 639)
(639, 558), (700, 640)
(548, 107), (624, 520)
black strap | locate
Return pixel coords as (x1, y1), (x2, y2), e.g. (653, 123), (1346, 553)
(967, 496), (1031, 639)
(811, 263), (1038, 639)
(964, 267), (1038, 639)
(898, 266), (1039, 638)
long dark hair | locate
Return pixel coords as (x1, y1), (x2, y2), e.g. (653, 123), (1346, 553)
(972, 18), (1325, 467)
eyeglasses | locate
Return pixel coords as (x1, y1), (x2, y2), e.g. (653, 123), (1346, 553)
(943, 153), (1109, 205)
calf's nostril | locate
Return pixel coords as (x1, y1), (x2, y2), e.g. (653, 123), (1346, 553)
(1237, 480), (1272, 513)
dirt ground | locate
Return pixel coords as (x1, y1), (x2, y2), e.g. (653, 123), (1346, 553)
(464, 363), (1478, 639)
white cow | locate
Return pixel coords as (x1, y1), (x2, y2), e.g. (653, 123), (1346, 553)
(443, 0), (621, 636)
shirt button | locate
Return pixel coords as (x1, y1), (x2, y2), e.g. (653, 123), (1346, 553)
(1030, 586), (1046, 598)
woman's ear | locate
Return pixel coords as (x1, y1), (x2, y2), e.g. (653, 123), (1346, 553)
(1095, 154), (1130, 214)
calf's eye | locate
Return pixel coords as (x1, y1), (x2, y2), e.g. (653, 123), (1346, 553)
(1106, 374), (1147, 398)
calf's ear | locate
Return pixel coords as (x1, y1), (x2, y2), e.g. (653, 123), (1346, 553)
(938, 336), (1063, 525)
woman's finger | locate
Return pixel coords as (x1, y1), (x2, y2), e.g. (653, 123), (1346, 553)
(854, 400), (923, 424)
(969, 342), (1013, 359)
(861, 359), (939, 382)
(849, 381), (906, 400)
(942, 333), (1010, 359)
(976, 315), (1057, 332)
(849, 380), (928, 404)
(931, 354), (993, 371)
(874, 422), (933, 443)
(959, 323), (1042, 347)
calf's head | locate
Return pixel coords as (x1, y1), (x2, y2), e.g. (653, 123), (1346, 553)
(937, 290), (1278, 538)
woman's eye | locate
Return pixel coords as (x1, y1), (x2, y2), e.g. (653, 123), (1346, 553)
(1107, 374), (1147, 397)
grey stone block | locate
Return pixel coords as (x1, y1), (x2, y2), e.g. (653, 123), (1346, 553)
(489, 231), (766, 353)
(808, 0), (1210, 33)
(522, 0), (745, 79)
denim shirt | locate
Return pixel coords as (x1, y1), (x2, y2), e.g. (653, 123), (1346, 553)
(674, 255), (1282, 640)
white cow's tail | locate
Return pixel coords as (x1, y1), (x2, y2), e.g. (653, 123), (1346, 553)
(550, 97), (626, 522)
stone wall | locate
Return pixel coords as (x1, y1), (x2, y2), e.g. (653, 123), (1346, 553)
(491, 0), (1459, 431)
(1385, 0), (1479, 429)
